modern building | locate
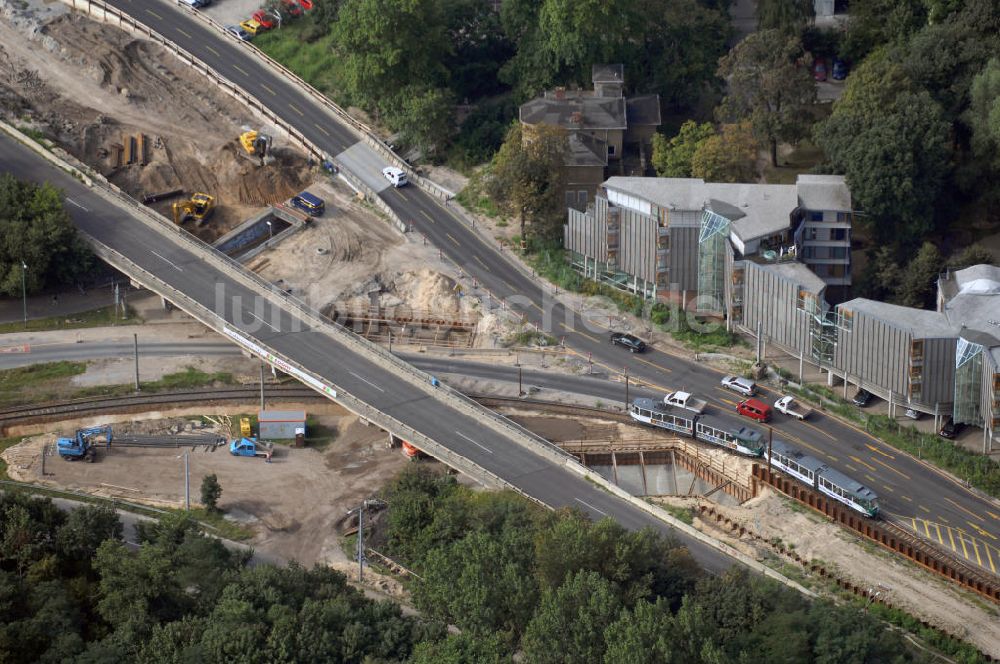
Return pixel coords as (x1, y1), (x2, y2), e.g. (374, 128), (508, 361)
(520, 65), (661, 210)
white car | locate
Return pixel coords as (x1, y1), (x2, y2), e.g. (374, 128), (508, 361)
(382, 166), (408, 188)
(720, 375), (756, 397)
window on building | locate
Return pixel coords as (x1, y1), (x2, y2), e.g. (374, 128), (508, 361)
(806, 228), (818, 241)
(578, 190), (588, 206)
(831, 228), (848, 241)
(837, 212), (850, 223)
(809, 211), (823, 221)
(828, 264), (846, 277)
(830, 247), (847, 259)
(565, 191), (576, 207)
(608, 144), (616, 157)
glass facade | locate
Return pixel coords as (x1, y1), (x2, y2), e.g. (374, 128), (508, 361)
(696, 210), (731, 313)
(954, 338), (984, 425)
(568, 252), (657, 299)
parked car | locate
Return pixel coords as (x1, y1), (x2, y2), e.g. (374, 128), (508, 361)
(939, 417), (965, 439)
(852, 388), (874, 407)
(252, 9), (277, 28)
(239, 18), (266, 36)
(903, 408), (920, 420)
(281, 0), (303, 17)
(737, 398), (772, 423)
(813, 59), (828, 81)
(832, 58), (848, 80)
(177, 0), (210, 8)
(382, 166), (408, 188)
(225, 24), (251, 41)
(720, 375), (757, 397)
(290, 191), (325, 217)
(610, 332), (646, 353)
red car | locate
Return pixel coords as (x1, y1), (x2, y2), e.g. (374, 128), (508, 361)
(813, 59), (828, 82)
(298, 0), (313, 9)
(281, 0), (302, 17)
(737, 398), (772, 423)
(252, 9), (276, 28)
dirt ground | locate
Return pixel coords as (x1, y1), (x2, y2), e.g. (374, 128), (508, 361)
(0, 0), (310, 240)
(2, 402), (412, 569)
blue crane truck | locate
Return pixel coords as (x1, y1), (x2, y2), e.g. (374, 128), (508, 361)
(57, 425), (113, 462)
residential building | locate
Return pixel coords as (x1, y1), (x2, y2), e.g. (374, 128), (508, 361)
(519, 65), (661, 210)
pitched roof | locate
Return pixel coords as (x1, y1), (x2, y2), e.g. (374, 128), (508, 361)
(520, 95), (627, 130)
(566, 133), (608, 167)
(837, 299), (957, 338)
(626, 95), (662, 126)
(796, 174), (851, 211)
(592, 64), (624, 84)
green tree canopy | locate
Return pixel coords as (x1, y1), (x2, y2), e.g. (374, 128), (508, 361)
(485, 123), (567, 243)
(652, 121), (716, 177)
(966, 58), (1000, 175)
(756, 0), (814, 34)
(815, 52), (950, 247)
(0, 174), (94, 297)
(200, 474), (222, 513)
(716, 29), (816, 167)
(690, 122), (759, 183)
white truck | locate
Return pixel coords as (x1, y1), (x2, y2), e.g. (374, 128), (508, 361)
(774, 395), (811, 421)
(662, 390), (707, 414)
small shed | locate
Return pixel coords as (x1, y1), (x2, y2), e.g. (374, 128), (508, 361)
(258, 410), (306, 440)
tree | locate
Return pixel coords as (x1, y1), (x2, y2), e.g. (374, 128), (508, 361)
(756, 0), (814, 35)
(484, 123), (567, 244)
(948, 244), (996, 269)
(411, 633), (513, 664)
(966, 58), (1000, 174)
(897, 242), (943, 308)
(200, 474), (222, 513)
(387, 86), (457, 162)
(690, 122), (758, 183)
(442, 0), (514, 101)
(651, 121), (716, 177)
(815, 53), (950, 247)
(839, 0), (927, 63)
(332, 0), (449, 114)
(602, 599), (678, 664)
(716, 29), (816, 167)
(521, 570), (620, 664)
(0, 175), (94, 297)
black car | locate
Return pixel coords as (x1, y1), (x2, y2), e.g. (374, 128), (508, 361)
(939, 417), (964, 439)
(610, 332), (646, 353)
(852, 388), (874, 407)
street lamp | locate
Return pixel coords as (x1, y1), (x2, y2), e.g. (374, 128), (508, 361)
(20, 261), (27, 329)
(266, 220), (273, 242)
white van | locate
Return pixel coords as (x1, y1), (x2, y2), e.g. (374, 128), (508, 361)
(178, 0), (210, 8)
(382, 166), (408, 188)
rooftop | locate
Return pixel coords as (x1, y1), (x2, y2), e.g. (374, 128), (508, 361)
(520, 95), (627, 130)
(838, 299), (958, 338)
(754, 260), (828, 296)
(566, 132), (608, 167)
(939, 264), (1000, 345)
(592, 64), (624, 84)
(796, 174), (851, 212)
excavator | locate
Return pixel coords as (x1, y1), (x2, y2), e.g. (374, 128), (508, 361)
(238, 129), (272, 166)
(171, 192), (215, 225)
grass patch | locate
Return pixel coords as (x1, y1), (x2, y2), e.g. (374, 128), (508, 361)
(763, 139), (825, 185)
(15, 125), (47, 143)
(455, 169), (502, 218)
(0, 436), (23, 479)
(185, 507), (254, 542)
(0, 361), (86, 391)
(0, 305), (140, 334)
(502, 329), (558, 348)
(866, 602), (990, 664)
(144, 366), (234, 391)
(252, 21), (341, 101)
(658, 503), (694, 525)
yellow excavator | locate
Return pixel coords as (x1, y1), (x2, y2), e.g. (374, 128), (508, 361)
(171, 192), (215, 225)
(238, 129), (272, 165)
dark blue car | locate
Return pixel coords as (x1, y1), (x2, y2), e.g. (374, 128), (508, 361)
(832, 58), (848, 80)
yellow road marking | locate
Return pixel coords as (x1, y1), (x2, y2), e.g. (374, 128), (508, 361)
(778, 429), (827, 456)
(948, 526), (956, 551)
(972, 539), (983, 566)
(967, 521), (998, 541)
(176, 27), (193, 39)
(530, 302), (542, 312)
(933, 522), (943, 544)
(288, 103), (305, 117)
(945, 496), (985, 523)
(827, 454), (838, 461)
(445, 233), (460, 247)
(987, 510), (1000, 521)
(802, 420), (835, 440)
(578, 331), (600, 342)
(233, 64), (250, 77)
(419, 210), (435, 224)
(911, 517), (918, 532)
(960, 532), (970, 559)
(474, 255), (490, 271)
(919, 505), (931, 514)
(864, 473), (877, 484)
(850, 455), (878, 473)
(986, 544), (997, 573)
(922, 519), (931, 538)
(881, 484), (894, 493)
(865, 443), (895, 459)
(633, 356), (671, 373)
(205, 45), (221, 57)
(261, 83), (277, 96)
(900, 495), (913, 502)
(145, 9), (163, 19)
(939, 515), (949, 523)
(870, 456), (911, 481)
(314, 123), (330, 137)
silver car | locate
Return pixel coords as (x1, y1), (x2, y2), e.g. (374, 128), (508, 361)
(721, 375), (756, 397)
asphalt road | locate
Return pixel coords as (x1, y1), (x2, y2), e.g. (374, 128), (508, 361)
(0, 133), (742, 574)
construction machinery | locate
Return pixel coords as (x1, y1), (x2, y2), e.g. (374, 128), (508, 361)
(238, 129), (272, 166)
(240, 417), (253, 438)
(57, 425), (113, 462)
(230, 437), (273, 461)
(171, 192), (215, 225)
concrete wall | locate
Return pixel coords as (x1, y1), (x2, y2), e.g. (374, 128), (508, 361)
(620, 208), (658, 283)
(565, 205), (607, 260)
(741, 262), (811, 353)
(833, 309), (911, 398)
(920, 337), (958, 407)
(667, 211), (701, 293)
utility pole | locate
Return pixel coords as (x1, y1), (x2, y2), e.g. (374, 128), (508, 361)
(624, 367), (629, 408)
(388, 329), (392, 353)
(259, 361), (265, 411)
(767, 426), (773, 476)
(356, 503), (365, 582)
(184, 452), (190, 510)
(133, 333), (140, 391)
(518, 365), (523, 396)
(20, 261), (27, 329)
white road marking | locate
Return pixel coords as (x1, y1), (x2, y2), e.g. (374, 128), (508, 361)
(348, 371), (384, 392)
(65, 197), (89, 212)
(455, 430), (493, 454)
(151, 250), (183, 272)
(244, 309), (279, 332)
(574, 497), (608, 516)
